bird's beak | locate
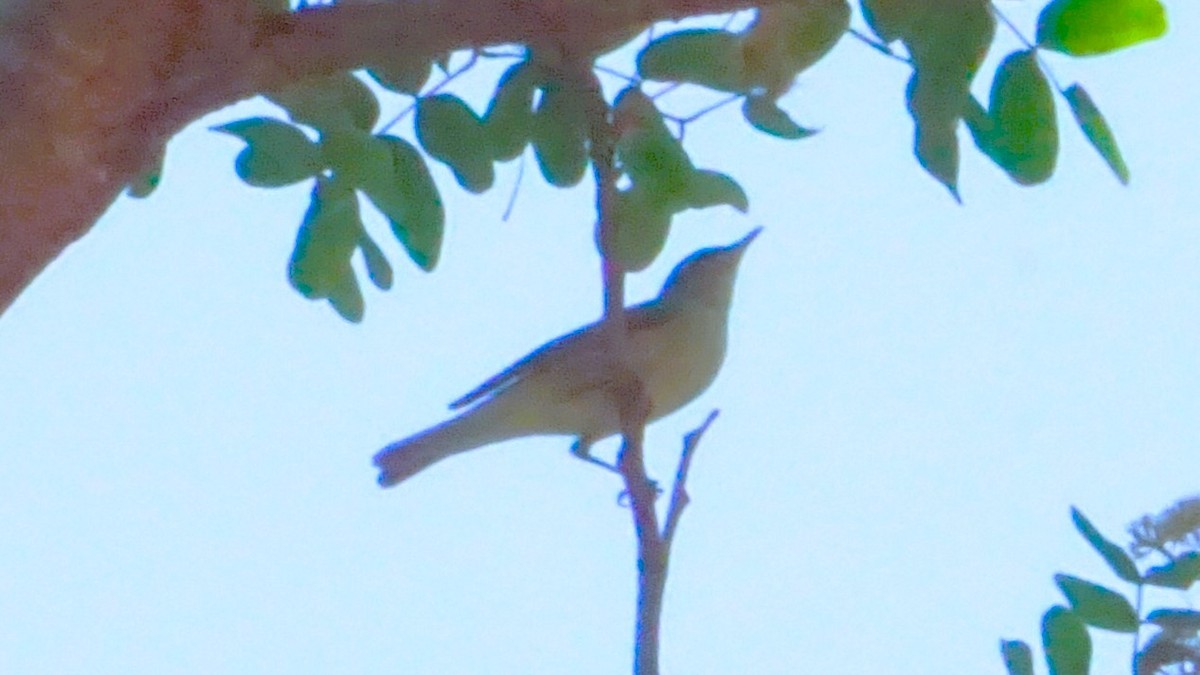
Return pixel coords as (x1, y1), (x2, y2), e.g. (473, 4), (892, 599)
(728, 226), (763, 254)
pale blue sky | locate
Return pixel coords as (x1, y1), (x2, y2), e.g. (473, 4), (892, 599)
(2, 5), (1199, 674)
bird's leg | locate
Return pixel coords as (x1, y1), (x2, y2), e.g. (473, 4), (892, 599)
(570, 437), (621, 474)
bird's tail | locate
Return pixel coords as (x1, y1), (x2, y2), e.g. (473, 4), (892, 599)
(373, 406), (513, 488)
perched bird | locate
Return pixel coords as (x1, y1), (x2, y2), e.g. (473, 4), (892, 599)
(373, 228), (760, 487)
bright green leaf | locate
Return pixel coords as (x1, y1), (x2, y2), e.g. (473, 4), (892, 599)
(972, 49), (1058, 185)
(636, 29), (748, 93)
(288, 178), (364, 322)
(416, 94), (495, 193)
(1144, 552), (1200, 590)
(1063, 84), (1129, 184)
(1000, 639), (1035, 675)
(613, 87), (693, 196)
(1042, 606), (1092, 675)
(1070, 507), (1141, 583)
(267, 72), (380, 133)
(742, 96), (818, 140)
(1037, 0), (1167, 56)
(1054, 574), (1139, 632)
(214, 117), (322, 188)
(532, 80), (589, 188)
(684, 170), (749, 213)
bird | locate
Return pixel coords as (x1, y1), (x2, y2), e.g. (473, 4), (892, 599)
(373, 228), (760, 488)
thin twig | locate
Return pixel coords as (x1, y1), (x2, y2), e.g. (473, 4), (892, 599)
(501, 153), (526, 222)
(663, 410), (719, 547)
(847, 27), (910, 64)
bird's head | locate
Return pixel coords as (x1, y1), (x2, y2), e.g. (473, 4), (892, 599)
(658, 227), (761, 310)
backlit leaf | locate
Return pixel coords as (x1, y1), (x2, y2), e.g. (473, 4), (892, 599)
(1064, 84), (1129, 184)
(1037, 0), (1167, 56)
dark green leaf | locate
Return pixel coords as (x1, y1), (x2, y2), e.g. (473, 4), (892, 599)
(1144, 552), (1200, 590)
(214, 117), (322, 188)
(1000, 639), (1035, 675)
(267, 72), (380, 133)
(1054, 574), (1139, 632)
(532, 80), (589, 188)
(1063, 84), (1129, 184)
(742, 96), (818, 140)
(358, 232), (393, 291)
(485, 60), (541, 161)
(361, 135), (444, 271)
(1070, 507), (1141, 583)
(1146, 608), (1200, 634)
(416, 94), (495, 193)
(981, 49), (1058, 185)
(1042, 606), (1092, 675)
(1037, 0), (1167, 55)
(288, 178), (363, 321)
(367, 59), (431, 95)
(636, 29), (748, 93)
(684, 170), (749, 213)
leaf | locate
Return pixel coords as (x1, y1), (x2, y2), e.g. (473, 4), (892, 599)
(684, 170), (749, 213)
(613, 87), (693, 196)
(860, 0), (910, 43)
(532, 79), (589, 188)
(1054, 574), (1140, 632)
(214, 117), (322, 188)
(358, 232), (393, 291)
(742, 96), (818, 139)
(367, 59), (431, 95)
(968, 49), (1058, 185)
(1063, 84), (1129, 184)
(288, 177), (365, 322)
(1144, 552), (1200, 590)
(267, 72), (380, 133)
(636, 29), (748, 93)
(485, 60), (541, 161)
(362, 136), (444, 271)
(740, 0), (850, 96)
(1000, 639), (1035, 675)
(416, 94), (495, 193)
(1146, 608), (1200, 634)
(127, 145), (165, 199)
(1037, 0), (1167, 56)
(1070, 507), (1141, 583)
(609, 185), (674, 272)
(1042, 606), (1092, 675)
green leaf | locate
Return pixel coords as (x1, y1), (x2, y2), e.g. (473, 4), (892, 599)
(860, 0), (911, 43)
(485, 60), (541, 161)
(742, 96), (818, 140)
(214, 117), (322, 188)
(613, 87), (692, 196)
(636, 29), (748, 93)
(358, 232), (393, 291)
(609, 185), (674, 272)
(740, 0), (850, 96)
(1037, 0), (1167, 56)
(361, 135), (444, 271)
(1146, 608), (1200, 634)
(1144, 552), (1200, 590)
(416, 94), (495, 193)
(968, 49), (1058, 185)
(267, 72), (380, 133)
(367, 59), (431, 95)
(1070, 507), (1141, 583)
(1000, 639), (1035, 675)
(288, 177), (365, 322)
(532, 80), (589, 188)
(1054, 574), (1139, 632)
(1063, 84), (1129, 184)
(127, 145), (165, 198)
(684, 170), (749, 213)
(1042, 606), (1092, 675)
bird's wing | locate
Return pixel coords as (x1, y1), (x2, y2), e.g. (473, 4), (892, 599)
(447, 301), (671, 410)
